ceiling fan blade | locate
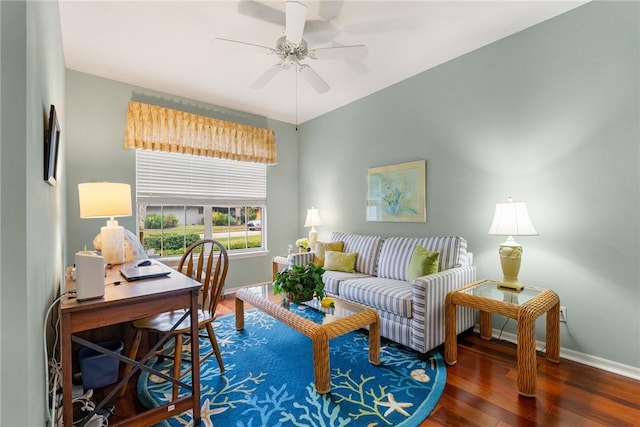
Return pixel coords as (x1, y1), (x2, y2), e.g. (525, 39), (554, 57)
(237, 0), (284, 26)
(303, 20), (338, 44)
(310, 44), (368, 60)
(285, 1), (307, 45)
(299, 64), (330, 94)
(344, 15), (422, 35)
(250, 64), (284, 90)
(318, 1), (344, 21)
(214, 37), (275, 55)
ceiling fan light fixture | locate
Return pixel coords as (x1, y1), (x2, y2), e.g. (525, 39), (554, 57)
(219, 0), (367, 95)
(275, 36), (308, 61)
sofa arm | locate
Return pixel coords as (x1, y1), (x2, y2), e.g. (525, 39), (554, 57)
(410, 266), (477, 353)
(287, 252), (316, 268)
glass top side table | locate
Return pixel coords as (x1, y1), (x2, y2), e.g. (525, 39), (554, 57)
(444, 279), (560, 397)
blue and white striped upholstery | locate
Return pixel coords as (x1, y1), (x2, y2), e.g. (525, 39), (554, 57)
(331, 232), (382, 276)
(411, 266), (477, 353)
(289, 232), (477, 355)
(287, 252), (315, 268)
(422, 236), (467, 270)
(377, 236), (468, 281)
(339, 277), (413, 318)
(378, 311), (412, 348)
(321, 270), (370, 296)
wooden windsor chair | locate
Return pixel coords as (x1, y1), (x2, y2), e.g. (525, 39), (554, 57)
(120, 239), (228, 400)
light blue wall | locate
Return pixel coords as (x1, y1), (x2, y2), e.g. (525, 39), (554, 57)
(1, 2), (635, 424)
(0, 1), (67, 425)
(298, 1), (639, 367)
(65, 71), (300, 288)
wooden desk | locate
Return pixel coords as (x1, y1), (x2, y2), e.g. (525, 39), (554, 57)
(60, 265), (203, 426)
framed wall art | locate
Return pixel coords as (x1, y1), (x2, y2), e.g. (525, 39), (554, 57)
(366, 160), (426, 222)
(44, 104), (60, 186)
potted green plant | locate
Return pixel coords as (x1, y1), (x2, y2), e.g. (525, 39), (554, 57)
(273, 262), (325, 304)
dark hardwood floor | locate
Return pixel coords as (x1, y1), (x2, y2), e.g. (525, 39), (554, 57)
(102, 293), (640, 426)
(423, 334), (639, 427)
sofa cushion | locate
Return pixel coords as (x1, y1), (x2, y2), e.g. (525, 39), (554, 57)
(324, 251), (357, 273)
(322, 270), (371, 295)
(331, 232), (382, 276)
(313, 241), (344, 267)
(425, 236), (467, 270)
(377, 236), (467, 280)
(407, 246), (439, 282)
(339, 277), (413, 318)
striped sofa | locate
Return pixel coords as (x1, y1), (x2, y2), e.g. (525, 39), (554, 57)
(288, 232), (477, 356)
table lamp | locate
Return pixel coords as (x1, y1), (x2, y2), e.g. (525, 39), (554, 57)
(78, 182), (132, 265)
(488, 197), (538, 291)
(304, 207), (322, 251)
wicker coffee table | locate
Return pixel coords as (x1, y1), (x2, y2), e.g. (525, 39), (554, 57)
(444, 279), (560, 397)
(235, 285), (380, 394)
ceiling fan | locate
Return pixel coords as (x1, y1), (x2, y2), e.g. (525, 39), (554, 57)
(215, 1), (367, 94)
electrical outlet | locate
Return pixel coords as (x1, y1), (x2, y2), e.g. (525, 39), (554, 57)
(560, 306), (567, 323)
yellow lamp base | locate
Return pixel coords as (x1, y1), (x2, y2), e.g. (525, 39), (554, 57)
(498, 244), (524, 292)
(498, 281), (524, 292)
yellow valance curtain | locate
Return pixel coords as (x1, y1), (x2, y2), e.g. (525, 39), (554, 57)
(124, 101), (277, 164)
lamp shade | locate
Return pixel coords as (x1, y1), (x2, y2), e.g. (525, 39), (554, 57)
(488, 198), (537, 236)
(304, 208), (322, 228)
(78, 182), (132, 219)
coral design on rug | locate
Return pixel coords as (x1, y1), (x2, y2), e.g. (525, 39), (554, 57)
(138, 306), (445, 426)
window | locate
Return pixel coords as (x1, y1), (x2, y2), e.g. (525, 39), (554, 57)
(136, 149), (267, 258)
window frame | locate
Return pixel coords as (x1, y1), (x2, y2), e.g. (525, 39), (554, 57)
(134, 149), (269, 260)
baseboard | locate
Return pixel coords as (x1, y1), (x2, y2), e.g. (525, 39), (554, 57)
(476, 326), (640, 381)
(223, 283), (270, 296)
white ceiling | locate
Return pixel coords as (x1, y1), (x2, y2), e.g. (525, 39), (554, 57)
(59, 1), (586, 124)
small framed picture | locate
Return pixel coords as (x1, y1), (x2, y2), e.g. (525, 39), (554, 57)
(44, 105), (60, 186)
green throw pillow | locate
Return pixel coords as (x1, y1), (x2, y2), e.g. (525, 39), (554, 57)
(407, 245), (439, 282)
(324, 251), (357, 273)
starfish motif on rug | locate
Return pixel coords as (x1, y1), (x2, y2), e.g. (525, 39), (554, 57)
(374, 392), (414, 417)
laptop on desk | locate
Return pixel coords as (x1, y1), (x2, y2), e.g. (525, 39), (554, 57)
(119, 260), (172, 282)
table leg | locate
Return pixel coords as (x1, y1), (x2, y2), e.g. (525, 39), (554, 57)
(190, 290), (201, 425)
(235, 297), (245, 330)
(479, 311), (493, 340)
(517, 308), (537, 397)
(546, 302), (560, 363)
(311, 330), (330, 394)
(369, 317), (380, 365)
(444, 292), (457, 365)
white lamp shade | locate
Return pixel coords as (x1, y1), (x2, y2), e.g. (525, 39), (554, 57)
(488, 198), (538, 236)
(304, 208), (322, 228)
(78, 182), (132, 219)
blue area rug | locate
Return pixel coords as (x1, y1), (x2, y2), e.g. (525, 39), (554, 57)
(137, 306), (445, 426)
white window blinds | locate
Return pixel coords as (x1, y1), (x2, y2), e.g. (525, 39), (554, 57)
(136, 149), (266, 206)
